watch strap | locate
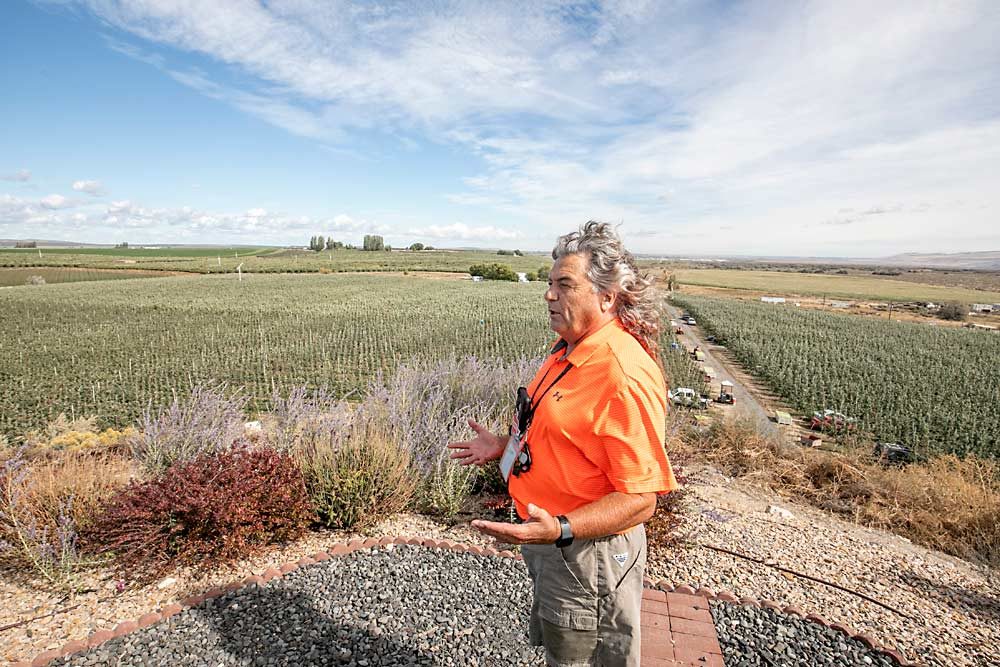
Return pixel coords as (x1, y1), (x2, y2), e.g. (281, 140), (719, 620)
(555, 514), (574, 548)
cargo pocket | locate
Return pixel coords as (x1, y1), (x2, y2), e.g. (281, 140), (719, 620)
(538, 542), (598, 631)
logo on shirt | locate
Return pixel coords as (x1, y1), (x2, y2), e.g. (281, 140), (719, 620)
(553, 391), (563, 401)
(613, 552), (629, 566)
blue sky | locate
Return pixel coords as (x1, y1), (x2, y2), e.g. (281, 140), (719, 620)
(2, 1), (999, 256)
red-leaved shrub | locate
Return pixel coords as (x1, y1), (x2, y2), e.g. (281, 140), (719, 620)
(85, 446), (312, 577)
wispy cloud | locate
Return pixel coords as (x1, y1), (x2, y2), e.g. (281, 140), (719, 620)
(1, 169), (31, 182)
(408, 222), (521, 242)
(72, 179), (105, 195)
(19, 1), (1000, 253)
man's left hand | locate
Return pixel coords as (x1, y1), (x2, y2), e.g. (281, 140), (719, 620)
(471, 503), (560, 545)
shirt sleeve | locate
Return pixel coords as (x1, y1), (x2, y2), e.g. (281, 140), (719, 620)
(593, 378), (678, 495)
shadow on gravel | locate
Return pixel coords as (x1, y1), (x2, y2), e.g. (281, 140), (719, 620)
(200, 585), (435, 666)
(898, 568), (1000, 624)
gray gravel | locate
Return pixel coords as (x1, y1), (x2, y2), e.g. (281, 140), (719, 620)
(710, 600), (897, 667)
(56, 545), (543, 666)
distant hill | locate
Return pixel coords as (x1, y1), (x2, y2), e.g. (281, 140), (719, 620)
(877, 251), (1000, 270)
(0, 239), (105, 247)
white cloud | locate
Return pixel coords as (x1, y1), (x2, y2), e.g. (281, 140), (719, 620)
(72, 180), (105, 195)
(1, 169), (31, 182)
(410, 222), (521, 242)
(40, 194), (74, 209)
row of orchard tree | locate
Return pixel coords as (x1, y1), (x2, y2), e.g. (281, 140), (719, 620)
(308, 235), (392, 251)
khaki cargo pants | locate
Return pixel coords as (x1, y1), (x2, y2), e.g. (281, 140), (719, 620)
(521, 524), (646, 667)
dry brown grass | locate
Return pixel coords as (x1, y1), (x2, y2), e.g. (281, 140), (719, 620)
(0, 450), (137, 562)
(684, 417), (1000, 567)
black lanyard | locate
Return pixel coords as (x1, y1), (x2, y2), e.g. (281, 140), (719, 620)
(524, 360), (571, 434)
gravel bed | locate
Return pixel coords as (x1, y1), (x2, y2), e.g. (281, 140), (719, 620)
(646, 465), (1000, 667)
(57, 544), (543, 667)
(710, 600), (895, 667)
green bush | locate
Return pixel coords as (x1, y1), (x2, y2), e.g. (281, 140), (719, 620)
(469, 262), (517, 281)
(293, 422), (416, 530)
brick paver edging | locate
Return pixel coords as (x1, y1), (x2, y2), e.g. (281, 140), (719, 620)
(12, 536), (915, 667)
(647, 582), (920, 667)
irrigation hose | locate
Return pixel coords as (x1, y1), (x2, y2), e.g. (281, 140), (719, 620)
(697, 542), (913, 621)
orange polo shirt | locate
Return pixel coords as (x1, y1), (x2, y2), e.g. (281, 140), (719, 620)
(508, 317), (678, 521)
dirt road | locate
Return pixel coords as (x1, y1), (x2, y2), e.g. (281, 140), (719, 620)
(666, 303), (781, 438)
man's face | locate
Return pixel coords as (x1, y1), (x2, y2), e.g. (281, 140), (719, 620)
(545, 253), (608, 341)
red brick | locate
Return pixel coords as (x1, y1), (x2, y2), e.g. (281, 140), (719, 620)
(377, 536), (394, 546)
(666, 602), (713, 624)
(695, 586), (716, 599)
(12, 661), (32, 667)
(60, 640), (88, 657)
(655, 580), (674, 593)
(761, 600), (782, 612)
(670, 616), (716, 637)
(87, 630), (114, 648)
(879, 647), (910, 666)
(261, 567), (282, 581)
(829, 622), (855, 635)
(31, 650), (61, 667)
(739, 596), (760, 608)
(671, 631), (722, 655)
(278, 562), (298, 574)
(297, 556), (316, 567)
(180, 594), (206, 607)
(716, 590), (738, 603)
(223, 581), (243, 593)
(311, 550), (331, 561)
(640, 658), (687, 667)
(642, 588), (667, 602)
(641, 599), (670, 615)
(137, 612), (161, 628)
(329, 543), (351, 556)
(667, 593), (708, 608)
(640, 612), (671, 630)
(160, 603), (183, 618)
(112, 620), (138, 637)
(639, 638), (675, 660)
(783, 605), (805, 617)
(346, 538), (365, 550)
(361, 537), (380, 548)
(674, 584), (696, 595)
(643, 576), (655, 588)
(806, 613), (828, 626)
(404, 537), (423, 546)
(242, 575), (264, 588)
(498, 549), (516, 558)
(855, 634), (879, 650)
(466, 545), (485, 556)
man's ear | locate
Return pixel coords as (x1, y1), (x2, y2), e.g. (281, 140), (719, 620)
(601, 291), (616, 312)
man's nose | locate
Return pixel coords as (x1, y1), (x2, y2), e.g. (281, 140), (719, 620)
(544, 286), (557, 301)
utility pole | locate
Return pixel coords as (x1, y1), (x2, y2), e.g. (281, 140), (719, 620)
(887, 302), (893, 321)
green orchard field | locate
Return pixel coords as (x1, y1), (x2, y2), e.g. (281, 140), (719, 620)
(674, 268), (1000, 304)
(671, 293), (1000, 458)
(0, 247), (549, 275)
(0, 267), (167, 287)
(0, 273), (700, 439)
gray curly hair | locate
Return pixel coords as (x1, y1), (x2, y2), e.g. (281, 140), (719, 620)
(552, 221), (662, 358)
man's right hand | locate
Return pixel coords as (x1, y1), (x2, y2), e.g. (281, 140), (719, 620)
(447, 419), (505, 466)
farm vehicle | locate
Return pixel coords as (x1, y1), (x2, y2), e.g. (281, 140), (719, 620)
(668, 387), (711, 409)
(714, 380), (735, 404)
(809, 409), (857, 433)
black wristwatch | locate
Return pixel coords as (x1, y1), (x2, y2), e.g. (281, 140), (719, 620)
(555, 515), (574, 548)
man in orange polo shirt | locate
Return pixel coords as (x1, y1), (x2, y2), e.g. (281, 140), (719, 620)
(448, 221), (678, 667)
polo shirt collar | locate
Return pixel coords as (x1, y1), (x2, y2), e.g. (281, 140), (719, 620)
(550, 318), (623, 367)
